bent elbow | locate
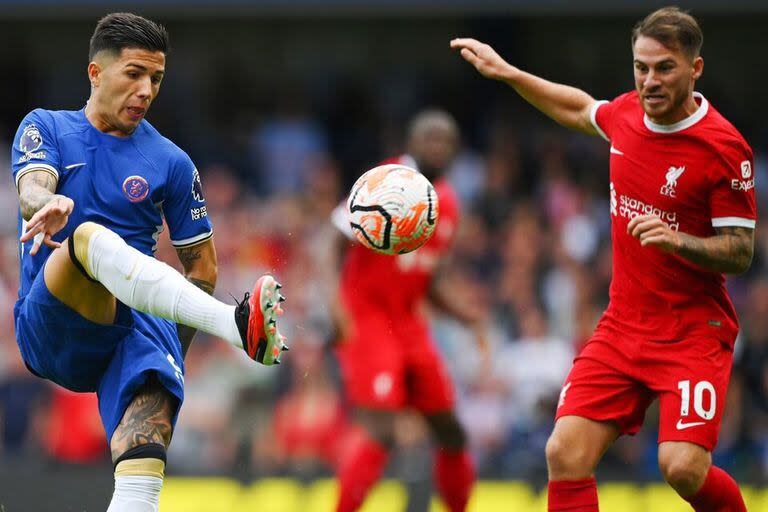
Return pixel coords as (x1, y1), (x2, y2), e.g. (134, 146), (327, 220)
(728, 252), (753, 275)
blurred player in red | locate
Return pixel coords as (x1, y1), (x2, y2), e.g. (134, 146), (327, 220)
(454, 6), (755, 512)
(330, 110), (486, 512)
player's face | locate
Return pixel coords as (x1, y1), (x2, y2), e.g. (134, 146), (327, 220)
(409, 128), (458, 179)
(632, 35), (703, 125)
(88, 48), (166, 136)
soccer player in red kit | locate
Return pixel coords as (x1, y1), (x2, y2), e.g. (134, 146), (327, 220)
(453, 7), (754, 512)
(330, 110), (486, 512)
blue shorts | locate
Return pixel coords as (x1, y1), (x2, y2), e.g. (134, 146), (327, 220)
(13, 269), (185, 443)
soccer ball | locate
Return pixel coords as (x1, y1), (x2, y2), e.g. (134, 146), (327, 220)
(347, 164), (439, 255)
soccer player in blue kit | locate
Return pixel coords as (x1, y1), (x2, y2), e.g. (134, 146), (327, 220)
(11, 13), (288, 511)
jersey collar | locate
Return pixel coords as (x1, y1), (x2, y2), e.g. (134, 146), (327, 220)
(643, 92), (709, 134)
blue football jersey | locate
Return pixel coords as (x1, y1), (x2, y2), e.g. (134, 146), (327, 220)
(11, 108), (213, 299)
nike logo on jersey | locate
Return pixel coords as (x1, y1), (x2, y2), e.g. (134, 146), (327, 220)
(676, 419), (706, 430)
(64, 162), (87, 170)
(610, 145), (624, 155)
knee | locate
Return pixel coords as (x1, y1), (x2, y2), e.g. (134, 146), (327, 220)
(428, 415), (467, 450)
(660, 458), (708, 495)
(356, 409), (396, 448)
(72, 221), (106, 249)
(658, 445), (710, 496)
(111, 431), (173, 463)
(110, 423), (174, 463)
(70, 221), (107, 273)
(546, 434), (595, 479)
(110, 378), (177, 461)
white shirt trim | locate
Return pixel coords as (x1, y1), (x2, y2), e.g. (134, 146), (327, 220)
(712, 217), (755, 229)
(589, 100), (610, 142)
(15, 163), (59, 189)
(171, 230), (214, 248)
(331, 202), (355, 240)
(644, 92), (709, 134)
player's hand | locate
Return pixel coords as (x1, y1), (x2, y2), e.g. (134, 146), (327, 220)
(627, 214), (681, 253)
(20, 196), (74, 256)
(450, 38), (517, 81)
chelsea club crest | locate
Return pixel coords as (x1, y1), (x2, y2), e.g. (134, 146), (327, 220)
(122, 175), (150, 202)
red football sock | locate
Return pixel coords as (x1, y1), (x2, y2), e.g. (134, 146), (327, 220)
(685, 466), (746, 512)
(336, 436), (389, 512)
(434, 449), (475, 512)
(548, 478), (599, 511)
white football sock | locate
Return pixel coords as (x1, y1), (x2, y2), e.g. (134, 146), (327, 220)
(106, 475), (163, 512)
(83, 227), (243, 348)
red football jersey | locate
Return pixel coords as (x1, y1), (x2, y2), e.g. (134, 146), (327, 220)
(333, 155), (460, 320)
(590, 91), (756, 346)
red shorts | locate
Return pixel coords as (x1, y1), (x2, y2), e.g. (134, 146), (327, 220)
(335, 313), (455, 413)
(555, 330), (733, 451)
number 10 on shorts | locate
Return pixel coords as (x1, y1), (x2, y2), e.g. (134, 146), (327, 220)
(678, 380), (716, 420)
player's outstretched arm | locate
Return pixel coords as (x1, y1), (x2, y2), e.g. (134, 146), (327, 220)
(175, 238), (218, 357)
(17, 170), (74, 255)
(628, 215), (754, 274)
(450, 38), (599, 135)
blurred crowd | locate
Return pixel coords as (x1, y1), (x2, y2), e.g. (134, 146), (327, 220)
(1, 96), (768, 488)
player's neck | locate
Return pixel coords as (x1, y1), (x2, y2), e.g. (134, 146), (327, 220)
(648, 93), (700, 126)
(84, 100), (129, 138)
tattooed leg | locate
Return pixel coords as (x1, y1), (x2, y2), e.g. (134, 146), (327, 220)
(61, 222), (242, 346)
(107, 376), (175, 512)
(111, 375), (177, 459)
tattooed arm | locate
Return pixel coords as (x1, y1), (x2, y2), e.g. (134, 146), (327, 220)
(17, 169), (60, 220)
(175, 238), (218, 357)
(628, 215), (754, 274)
(674, 226), (754, 274)
(17, 170), (74, 254)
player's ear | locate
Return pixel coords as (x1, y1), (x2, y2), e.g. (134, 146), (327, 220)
(692, 56), (704, 80)
(88, 61), (102, 88)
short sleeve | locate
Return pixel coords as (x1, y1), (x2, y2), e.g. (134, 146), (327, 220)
(590, 92), (634, 143)
(163, 152), (214, 248)
(709, 144), (757, 229)
(11, 109), (61, 190)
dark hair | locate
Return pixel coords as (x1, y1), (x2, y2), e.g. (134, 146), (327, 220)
(632, 6), (703, 60)
(89, 12), (169, 61)
(407, 109), (459, 141)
